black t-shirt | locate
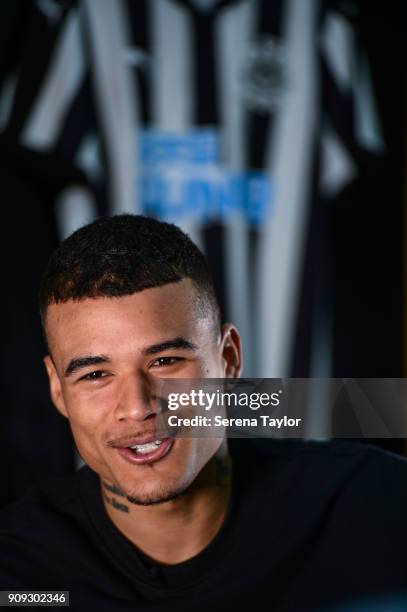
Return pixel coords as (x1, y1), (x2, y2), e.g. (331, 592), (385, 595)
(1, 439), (407, 611)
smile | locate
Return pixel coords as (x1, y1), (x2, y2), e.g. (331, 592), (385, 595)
(116, 438), (173, 465)
(130, 440), (163, 454)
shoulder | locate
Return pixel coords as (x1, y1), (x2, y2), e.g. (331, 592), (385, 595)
(231, 439), (407, 557)
(0, 467), (92, 588)
(0, 468), (82, 529)
(231, 437), (407, 511)
(238, 436), (407, 474)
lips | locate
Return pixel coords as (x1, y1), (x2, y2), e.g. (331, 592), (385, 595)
(115, 437), (174, 465)
(111, 432), (164, 448)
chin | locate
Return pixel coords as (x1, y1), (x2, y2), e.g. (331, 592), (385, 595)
(125, 477), (190, 506)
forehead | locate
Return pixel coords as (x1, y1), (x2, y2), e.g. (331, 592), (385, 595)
(45, 279), (213, 359)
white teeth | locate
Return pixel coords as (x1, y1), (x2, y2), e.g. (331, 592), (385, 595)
(130, 440), (162, 454)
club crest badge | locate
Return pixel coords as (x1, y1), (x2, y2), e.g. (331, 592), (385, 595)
(241, 37), (288, 112)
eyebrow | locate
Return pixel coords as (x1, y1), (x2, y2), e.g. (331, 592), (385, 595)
(141, 337), (198, 356)
(64, 355), (111, 377)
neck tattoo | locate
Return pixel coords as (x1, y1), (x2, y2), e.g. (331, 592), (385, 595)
(102, 481), (129, 513)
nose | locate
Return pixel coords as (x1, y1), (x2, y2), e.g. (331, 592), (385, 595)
(113, 373), (158, 422)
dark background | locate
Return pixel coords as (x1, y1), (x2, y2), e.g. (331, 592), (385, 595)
(0, 0), (405, 507)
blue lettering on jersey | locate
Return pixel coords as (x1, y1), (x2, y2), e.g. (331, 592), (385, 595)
(139, 128), (274, 225)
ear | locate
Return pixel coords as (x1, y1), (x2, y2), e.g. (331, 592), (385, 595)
(220, 324), (243, 378)
(43, 355), (68, 418)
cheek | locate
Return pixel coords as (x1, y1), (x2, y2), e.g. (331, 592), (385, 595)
(184, 437), (223, 475)
(201, 361), (224, 378)
(63, 395), (111, 474)
(62, 385), (115, 442)
(191, 352), (224, 378)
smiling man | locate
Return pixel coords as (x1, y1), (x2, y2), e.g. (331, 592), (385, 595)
(1, 214), (407, 611)
(41, 215), (242, 569)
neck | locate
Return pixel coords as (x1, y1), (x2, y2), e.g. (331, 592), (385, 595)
(100, 445), (233, 565)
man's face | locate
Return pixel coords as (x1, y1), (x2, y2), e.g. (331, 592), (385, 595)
(44, 279), (241, 505)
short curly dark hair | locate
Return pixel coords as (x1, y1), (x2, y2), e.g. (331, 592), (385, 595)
(39, 214), (220, 332)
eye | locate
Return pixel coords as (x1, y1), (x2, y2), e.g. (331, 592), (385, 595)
(150, 356), (183, 368)
(79, 370), (109, 381)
